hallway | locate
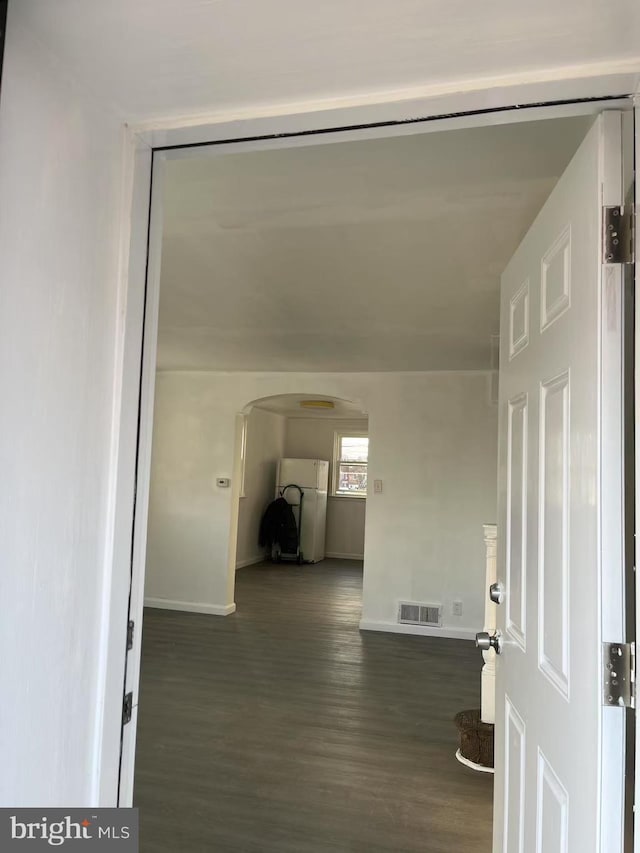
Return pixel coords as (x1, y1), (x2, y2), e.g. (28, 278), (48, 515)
(134, 559), (493, 852)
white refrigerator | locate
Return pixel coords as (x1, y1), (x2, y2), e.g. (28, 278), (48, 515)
(276, 458), (329, 564)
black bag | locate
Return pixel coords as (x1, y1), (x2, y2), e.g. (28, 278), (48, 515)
(258, 497), (298, 553)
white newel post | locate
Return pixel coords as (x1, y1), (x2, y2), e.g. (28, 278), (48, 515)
(481, 523), (497, 725)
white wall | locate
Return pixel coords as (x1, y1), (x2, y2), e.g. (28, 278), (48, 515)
(236, 408), (286, 568)
(0, 13), (127, 805)
(144, 376), (236, 613)
(360, 374), (498, 639)
(14, 1), (640, 124)
(146, 371), (497, 638)
(284, 418), (368, 559)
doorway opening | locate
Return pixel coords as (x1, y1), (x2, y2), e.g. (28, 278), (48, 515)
(231, 393), (369, 579)
(121, 101), (635, 852)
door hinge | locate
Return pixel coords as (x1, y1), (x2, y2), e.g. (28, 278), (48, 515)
(602, 642), (635, 708)
(602, 205), (634, 264)
(127, 620), (134, 651)
(122, 692), (133, 725)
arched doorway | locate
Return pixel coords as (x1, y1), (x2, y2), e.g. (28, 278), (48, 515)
(229, 393), (369, 605)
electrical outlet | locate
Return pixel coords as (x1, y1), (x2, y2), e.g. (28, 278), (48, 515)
(452, 600), (463, 616)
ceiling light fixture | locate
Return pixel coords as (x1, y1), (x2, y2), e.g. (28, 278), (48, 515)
(300, 400), (335, 409)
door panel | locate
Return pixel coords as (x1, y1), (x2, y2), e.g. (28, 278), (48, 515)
(538, 370), (569, 699)
(536, 751), (568, 853)
(540, 226), (571, 331)
(504, 696), (526, 853)
(506, 393), (527, 649)
(495, 112), (628, 852)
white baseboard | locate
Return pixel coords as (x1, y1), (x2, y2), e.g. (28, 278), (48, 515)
(235, 555), (265, 570)
(325, 551), (365, 561)
(359, 619), (476, 641)
(145, 598), (236, 616)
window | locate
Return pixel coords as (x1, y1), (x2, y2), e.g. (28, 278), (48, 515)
(332, 431), (369, 497)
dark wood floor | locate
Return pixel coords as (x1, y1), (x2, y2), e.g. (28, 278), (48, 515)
(135, 559), (493, 852)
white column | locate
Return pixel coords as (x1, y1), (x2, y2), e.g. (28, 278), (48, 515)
(481, 523), (497, 725)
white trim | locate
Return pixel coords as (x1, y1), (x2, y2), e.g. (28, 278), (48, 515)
(131, 61), (640, 141)
(325, 552), (364, 561)
(238, 413), (248, 499)
(235, 555), (265, 569)
(635, 100), (640, 853)
(144, 598), (236, 616)
(121, 156), (166, 687)
(93, 127), (152, 806)
(359, 620), (476, 641)
(597, 111), (629, 853)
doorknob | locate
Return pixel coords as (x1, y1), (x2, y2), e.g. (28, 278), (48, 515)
(476, 631), (503, 654)
(489, 582), (504, 605)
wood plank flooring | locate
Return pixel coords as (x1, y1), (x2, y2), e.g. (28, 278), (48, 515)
(135, 559), (493, 852)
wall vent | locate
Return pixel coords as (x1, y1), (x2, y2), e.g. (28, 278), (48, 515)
(398, 601), (442, 627)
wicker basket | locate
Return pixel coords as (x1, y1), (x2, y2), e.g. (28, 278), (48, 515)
(454, 709), (494, 769)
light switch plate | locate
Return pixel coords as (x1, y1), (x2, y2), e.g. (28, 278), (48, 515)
(373, 479), (383, 494)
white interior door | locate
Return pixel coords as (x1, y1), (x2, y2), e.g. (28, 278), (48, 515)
(494, 111), (631, 852)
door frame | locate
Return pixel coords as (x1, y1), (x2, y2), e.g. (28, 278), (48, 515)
(634, 106), (640, 853)
(0, 0), (8, 92)
(97, 70), (640, 830)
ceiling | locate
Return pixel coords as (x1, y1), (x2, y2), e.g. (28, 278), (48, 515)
(157, 115), (591, 372)
(15, 1), (640, 123)
(251, 395), (367, 420)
